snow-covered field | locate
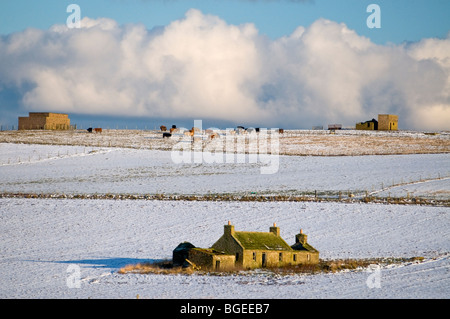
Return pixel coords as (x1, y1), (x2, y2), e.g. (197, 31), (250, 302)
(0, 143), (449, 199)
(0, 138), (448, 299)
(1, 128), (449, 156)
(0, 198), (448, 299)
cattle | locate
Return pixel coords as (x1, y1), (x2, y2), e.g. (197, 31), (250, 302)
(209, 132), (220, 139)
(235, 126), (246, 135)
(163, 132), (172, 138)
(87, 128), (93, 133)
(184, 130), (194, 136)
(94, 128), (102, 133)
(160, 125), (167, 132)
(278, 128), (284, 134)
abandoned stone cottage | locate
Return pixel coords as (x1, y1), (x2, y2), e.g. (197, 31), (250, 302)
(173, 222), (319, 271)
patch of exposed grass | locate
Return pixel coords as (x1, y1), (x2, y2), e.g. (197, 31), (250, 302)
(118, 257), (425, 276)
(256, 257), (424, 275)
(118, 259), (194, 275)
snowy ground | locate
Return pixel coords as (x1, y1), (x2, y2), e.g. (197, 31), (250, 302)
(0, 143), (449, 199)
(1, 128), (449, 156)
(0, 140), (448, 299)
(0, 198), (448, 299)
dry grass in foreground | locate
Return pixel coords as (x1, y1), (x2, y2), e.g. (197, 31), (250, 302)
(118, 260), (194, 275)
(118, 257), (425, 276)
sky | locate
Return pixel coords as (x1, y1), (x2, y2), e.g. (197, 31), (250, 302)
(1, 0), (449, 130)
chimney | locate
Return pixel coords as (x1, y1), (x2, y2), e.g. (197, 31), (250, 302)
(295, 229), (308, 245)
(224, 221), (235, 236)
(270, 222), (280, 236)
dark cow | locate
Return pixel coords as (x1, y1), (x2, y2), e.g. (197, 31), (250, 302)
(163, 133), (172, 138)
(87, 128), (93, 133)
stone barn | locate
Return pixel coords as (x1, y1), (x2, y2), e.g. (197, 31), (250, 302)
(18, 112), (71, 130)
(378, 114), (398, 131)
(356, 118), (378, 130)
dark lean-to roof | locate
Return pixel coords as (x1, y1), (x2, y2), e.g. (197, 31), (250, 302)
(291, 241), (318, 252)
(233, 231), (292, 251)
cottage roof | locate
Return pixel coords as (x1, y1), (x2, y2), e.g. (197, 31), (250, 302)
(233, 231), (292, 251)
(173, 242), (195, 253)
(191, 248), (229, 255)
(291, 241), (318, 252)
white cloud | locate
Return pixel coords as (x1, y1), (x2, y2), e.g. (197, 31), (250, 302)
(0, 9), (449, 130)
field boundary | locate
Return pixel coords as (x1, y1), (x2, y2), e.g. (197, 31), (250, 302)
(1, 191), (448, 207)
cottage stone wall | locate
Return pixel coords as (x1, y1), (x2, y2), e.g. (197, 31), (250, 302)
(189, 248), (235, 271)
(212, 224), (244, 265)
(242, 250), (318, 269)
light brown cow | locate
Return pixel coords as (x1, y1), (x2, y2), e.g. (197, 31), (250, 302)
(160, 125), (167, 132)
(94, 128), (102, 133)
(209, 132), (220, 139)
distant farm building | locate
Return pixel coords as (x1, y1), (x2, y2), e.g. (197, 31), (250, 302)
(328, 124), (342, 130)
(356, 114), (398, 131)
(18, 112), (71, 130)
(356, 118), (378, 131)
(174, 222), (319, 271)
(378, 114), (398, 131)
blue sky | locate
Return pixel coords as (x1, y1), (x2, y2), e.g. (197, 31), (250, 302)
(1, 1), (449, 130)
(1, 0), (449, 44)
